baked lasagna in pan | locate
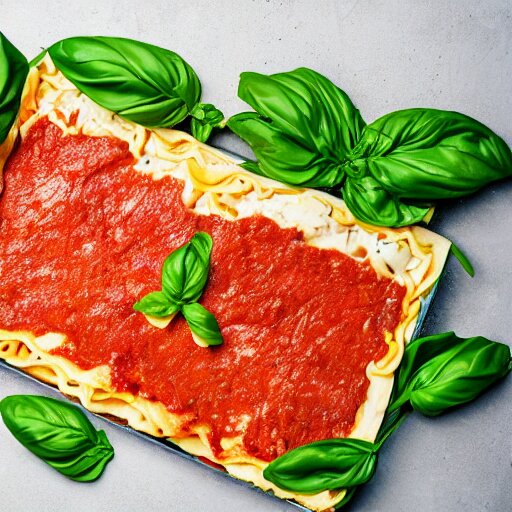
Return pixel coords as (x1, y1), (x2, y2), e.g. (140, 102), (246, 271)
(0, 56), (450, 510)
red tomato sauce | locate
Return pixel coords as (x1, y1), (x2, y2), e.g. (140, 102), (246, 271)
(0, 118), (406, 461)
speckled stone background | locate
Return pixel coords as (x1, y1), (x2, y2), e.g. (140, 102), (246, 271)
(0, 1), (511, 511)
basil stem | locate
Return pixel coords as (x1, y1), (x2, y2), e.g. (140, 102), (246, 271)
(47, 36), (222, 141)
(227, 68), (365, 187)
(228, 68), (512, 227)
(388, 332), (511, 416)
(0, 32), (29, 145)
(133, 232), (223, 347)
(450, 241), (475, 277)
(28, 47), (47, 67)
(0, 395), (114, 482)
(374, 406), (409, 446)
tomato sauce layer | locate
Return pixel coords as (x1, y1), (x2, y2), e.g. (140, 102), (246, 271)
(0, 119), (406, 461)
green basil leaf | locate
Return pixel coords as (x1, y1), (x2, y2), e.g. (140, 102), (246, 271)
(162, 232), (213, 304)
(0, 395), (114, 482)
(133, 291), (179, 318)
(450, 241), (475, 277)
(228, 68), (365, 187)
(346, 108), (512, 202)
(190, 102), (224, 143)
(191, 121), (213, 143)
(236, 68), (365, 156)
(343, 175), (431, 227)
(0, 32), (29, 144)
(182, 302), (223, 347)
(389, 332), (511, 416)
(48, 36), (201, 128)
(263, 438), (377, 494)
(45, 429), (113, 482)
(228, 112), (344, 187)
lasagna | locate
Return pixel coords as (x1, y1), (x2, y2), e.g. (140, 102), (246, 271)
(0, 56), (449, 511)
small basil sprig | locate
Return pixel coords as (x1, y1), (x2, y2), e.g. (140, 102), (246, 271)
(388, 331), (511, 416)
(228, 68), (512, 227)
(133, 232), (223, 347)
(0, 32), (29, 145)
(227, 68), (365, 187)
(0, 395), (114, 482)
(47, 36), (223, 141)
(190, 103), (225, 143)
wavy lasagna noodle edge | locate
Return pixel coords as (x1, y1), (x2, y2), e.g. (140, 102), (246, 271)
(0, 57), (450, 511)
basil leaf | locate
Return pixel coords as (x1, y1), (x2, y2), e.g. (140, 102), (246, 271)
(236, 69), (365, 155)
(240, 160), (261, 174)
(48, 36), (201, 128)
(450, 241), (475, 277)
(263, 438), (377, 494)
(0, 395), (114, 482)
(162, 232), (213, 304)
(0, 32), (29, 145)
(133, 291), (179, 318)
(346, 108), (512, 203)
(343, 175), (431, 227)
(229, 112), (342, 186)
(182, 302), (223, 347)
(228, 68), (365, 187)
(190, 102), (224, 143)
(389, 332), (511, 416)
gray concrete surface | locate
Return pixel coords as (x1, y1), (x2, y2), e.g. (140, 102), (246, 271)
(1, 1), (511, 511)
